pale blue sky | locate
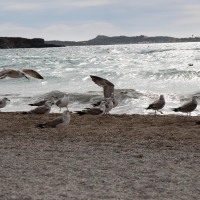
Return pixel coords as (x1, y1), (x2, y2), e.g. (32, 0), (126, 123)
(0, 0), (200, 41)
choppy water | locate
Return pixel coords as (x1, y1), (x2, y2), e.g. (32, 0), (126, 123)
(1, 42), (200, 115)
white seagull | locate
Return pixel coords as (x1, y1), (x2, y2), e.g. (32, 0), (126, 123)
(146, 95), (165, 115)
(0, 69), (44, 80)
(0, 97), (10, 111)
(36, 110), (70, 128)
(55, 93), (69, 111)
(172, 96), (197, 116)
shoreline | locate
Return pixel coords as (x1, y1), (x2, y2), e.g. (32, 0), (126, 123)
(0, 112), (200, 199)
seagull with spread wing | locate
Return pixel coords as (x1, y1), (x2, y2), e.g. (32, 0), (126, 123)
(90, 75), (119, 112)
(90, 75), (114, 98)
(0, 69), (44, 80)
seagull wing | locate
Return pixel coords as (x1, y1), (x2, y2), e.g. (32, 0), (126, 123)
(86, 107), (104, 115)
(29, 105), (49, 114)
(29, 100), (47, 106)
(179, 101), (197, 112)
(22, 69), (44, 79)
(45, 117), (64, 128)
(0, 69), (17, 78)
(90, 75), (114, 98)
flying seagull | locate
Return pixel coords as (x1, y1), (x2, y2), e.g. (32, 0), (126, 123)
(0, 97), (10, 111)
(90, 75), (114, 98)
(55, 93), (69, 112)
(172, 96), (197, 116)
(146, 95), (165, 115)
(36, 110), (70, 128)
(0, 69), (44, 80)
(21, 101), (53, 114)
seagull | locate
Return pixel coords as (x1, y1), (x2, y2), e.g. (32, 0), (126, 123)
(74, 101), (106, 116)
(172, 96), (197, 116)
(36, 110), (70, 128)
(111, 93), (119, 108)
(29, 95), (57, 107)
(28, 99), (48, 107)
(21, 100), (53, 114)
(55, 93), (69, 112)
(146, 95), (165, 115)
(90, 75), (114, 98)
(0, 69), (44, 80)
(0, 97), (10, 111)
(92, 92), (119, 108)
(90, 75), (119, 110)
(104, 97), (114, 114)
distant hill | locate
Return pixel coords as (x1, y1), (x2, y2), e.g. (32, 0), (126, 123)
(46, 35), (200, 46)
(1, 35), (200, 49)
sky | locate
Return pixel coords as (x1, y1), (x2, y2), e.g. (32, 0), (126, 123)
(0, 0), (200, 41)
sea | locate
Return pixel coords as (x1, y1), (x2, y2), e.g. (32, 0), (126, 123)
(1, 42), (200, 115)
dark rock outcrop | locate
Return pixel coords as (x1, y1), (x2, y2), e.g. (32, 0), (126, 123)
(0, 37), (62, 49)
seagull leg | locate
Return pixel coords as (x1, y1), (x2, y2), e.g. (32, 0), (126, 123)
(159, 110), (163, 114)
(24, 75), (29, 80)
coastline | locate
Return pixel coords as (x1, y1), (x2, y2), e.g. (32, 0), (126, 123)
(0, 112), (200, 199)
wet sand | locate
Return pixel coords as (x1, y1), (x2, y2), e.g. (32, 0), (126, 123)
(0, 112), (200, 199)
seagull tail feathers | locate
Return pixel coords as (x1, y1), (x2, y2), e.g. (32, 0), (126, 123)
(74, 111), (86, 116)
(146, 105), (152, 110)
(172, 108), (179, 112)
(21, 111), (29, 114)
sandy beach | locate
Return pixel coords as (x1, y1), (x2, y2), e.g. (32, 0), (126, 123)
(0, 112), (200, 199)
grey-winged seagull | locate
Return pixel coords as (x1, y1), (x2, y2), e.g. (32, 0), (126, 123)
(92, 92), (118, 108)
(29, 91), (67, 106)
(74, 101), (106, 116)
(0, 97), (10, 111)
(55, 93), (69, 112)
(29, 95), (57, 107)
(172, 96), (197, 116)
(0, 69), (43, 80)
(36, 110), (70, 128)
(22, 100), (53, 114)
(146, 95), (165, 115)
